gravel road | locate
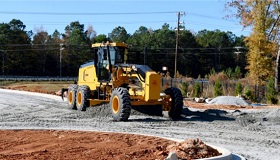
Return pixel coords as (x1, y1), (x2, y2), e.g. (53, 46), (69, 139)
(0, 88), (279, 160)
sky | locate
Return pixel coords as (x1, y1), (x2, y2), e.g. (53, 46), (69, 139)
(0, 0), (251, 37)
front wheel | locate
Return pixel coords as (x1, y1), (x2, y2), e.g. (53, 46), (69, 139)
(164, 87), (183, 120)
(110, 87), (131, 121)
(76, 85), (90, 111)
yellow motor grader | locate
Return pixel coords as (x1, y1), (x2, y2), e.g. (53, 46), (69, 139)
(66, 42), (183, 121)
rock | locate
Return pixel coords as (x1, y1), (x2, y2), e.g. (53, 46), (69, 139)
(165, 139), (221, 159)
(165, 152), (178, 160)
(195, 97), (205, 103)
(205, 98), (212, 104)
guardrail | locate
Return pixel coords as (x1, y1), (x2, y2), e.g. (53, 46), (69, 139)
(0, 76), (77, 81)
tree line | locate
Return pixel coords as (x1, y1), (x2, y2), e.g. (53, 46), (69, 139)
(0, 19), (247, 78)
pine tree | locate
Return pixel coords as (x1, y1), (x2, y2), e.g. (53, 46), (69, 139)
(266, 77), (278, 104)
(234, 66), (242, 79)
(244, 86), (254, 101)
(193, 81), (201, 97)
(181, 82), (189, 97)
(235, 82), (243, 96)
(214, 79), (223, 97)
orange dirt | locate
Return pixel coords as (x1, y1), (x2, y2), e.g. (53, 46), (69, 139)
(1, 86), (278, 159)
(0, 130), (220, 160)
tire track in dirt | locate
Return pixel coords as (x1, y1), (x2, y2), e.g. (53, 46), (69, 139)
(0, 89), (279, 160)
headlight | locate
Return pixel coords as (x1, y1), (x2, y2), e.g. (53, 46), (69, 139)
(131, 65), (137, 71)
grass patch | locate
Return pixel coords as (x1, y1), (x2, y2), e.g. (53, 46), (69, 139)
(0, 81), (74, 94)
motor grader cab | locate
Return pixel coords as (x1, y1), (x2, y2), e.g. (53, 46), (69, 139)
(66, 42), (183, 121)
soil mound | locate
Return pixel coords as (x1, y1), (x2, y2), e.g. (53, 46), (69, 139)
(208, 96), (250, 106)
(0, 130), (220, 160)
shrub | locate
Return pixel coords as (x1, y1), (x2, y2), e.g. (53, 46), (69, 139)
(244, 86), (254, 101)
(209, 72), (229, 83)
(214, 79), (223, 97)
(193, 81), (202, 97)
(234, 66), (242, 79)
(210, 68), (216, 75)
(265, 77), (278, 104)
(181, 82), (189, 97)
(225, 68), (233, 79)
(235, 82), (243, 96)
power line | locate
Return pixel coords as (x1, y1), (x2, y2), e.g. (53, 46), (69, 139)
(0, 11), (177, 15)
(24, 20), (175, 24)
(187, 21), (250, 32)
(21, 20), (176, 26)
(186, 12), (239, 23)
(0, 10), (249, 36)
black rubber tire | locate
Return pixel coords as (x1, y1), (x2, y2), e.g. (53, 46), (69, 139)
(76, 85), (91, 111)
(110, 87), (131, 121)
(164, 87), (183, 120)
(68, 84), (78, 110)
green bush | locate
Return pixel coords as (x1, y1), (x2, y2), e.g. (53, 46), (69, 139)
(181, 82), (189, 97)
(193, 81), (202, 97)
(234, 66), (242, 79)
(225, 68), (233, 79)
(214, 79), (223, 97)
(210, 68), (216, 76)
(244, 86), (254, 101)
(235, 82), (243, 96)
(265, 77), (278, 104)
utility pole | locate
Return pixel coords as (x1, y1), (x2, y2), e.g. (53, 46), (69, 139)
(174, 12), (185, 78)
(60, 44), (64, 77)
(2, 52), (4, 76)
(1, 50), (4, 76)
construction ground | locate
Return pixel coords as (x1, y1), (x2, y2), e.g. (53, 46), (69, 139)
(0, 88), (279, 160)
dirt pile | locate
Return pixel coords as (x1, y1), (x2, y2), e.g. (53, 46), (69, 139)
(0, 130), (221, 160)
(0, 130), (172, 160)
(162, 138), (221, 160)
(207, 96), (251, 106)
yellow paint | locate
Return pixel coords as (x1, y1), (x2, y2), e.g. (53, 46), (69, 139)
(68, 91), (73, 105)
(112, 95), (120, 114)
(89, 99), (109, 106)
(144, 71), (160, 102)
(77, 91), (82, 105)
(75, 42), (164, 109)
(78, 63), (98, 90)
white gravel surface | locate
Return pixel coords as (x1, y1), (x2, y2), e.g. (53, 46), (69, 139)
(0, 88), (279, 160)
(207, 96), (251, 106)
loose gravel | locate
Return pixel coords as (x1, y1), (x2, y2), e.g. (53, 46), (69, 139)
(0, 89), (279, 160)
(207, 96), (251, 106)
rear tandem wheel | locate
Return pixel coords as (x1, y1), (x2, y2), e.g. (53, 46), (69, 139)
(68, 84), (78, 110)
